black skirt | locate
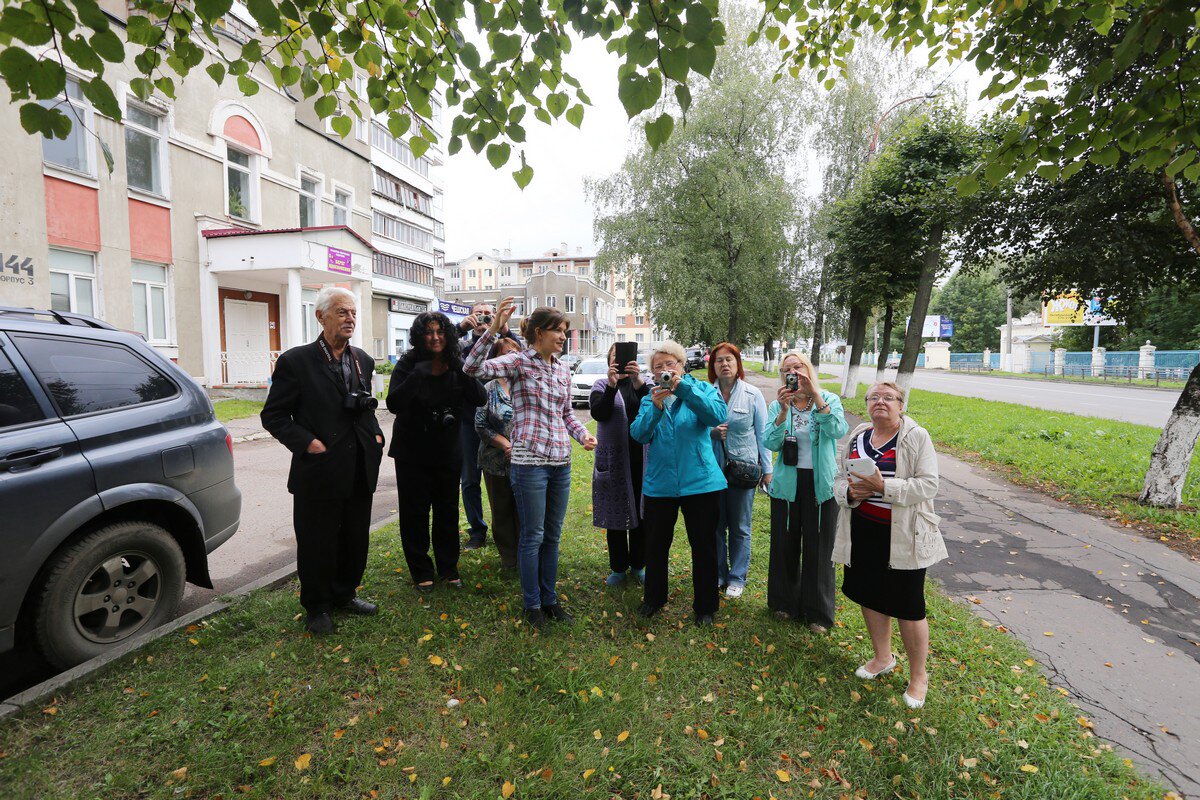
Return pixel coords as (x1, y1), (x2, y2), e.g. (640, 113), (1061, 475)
(841, 512), (927, 621)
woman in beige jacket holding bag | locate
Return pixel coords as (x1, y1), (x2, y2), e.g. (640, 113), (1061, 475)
(833, 381), (946, 709)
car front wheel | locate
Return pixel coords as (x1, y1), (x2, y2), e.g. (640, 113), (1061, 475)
(33, 521), (186, 670)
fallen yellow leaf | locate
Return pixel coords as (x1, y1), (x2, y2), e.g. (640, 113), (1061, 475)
(294, 753), (312, 771)
(775, 769), (791, 782)
(859, 738), (874, 751)
(1019, 764), (1039, 773)
(501, 780), (516, 798)
(593, 729), (602, 740)
(428, 655), (444, 666)
(442, 776), (452, 786)
(169, 766), (188, 781)
(582, 768), (596, 780)
(617, 730), (630, 743)
(259, 756), (277, 767)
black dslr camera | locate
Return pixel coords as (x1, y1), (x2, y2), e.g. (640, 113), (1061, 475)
(428, 406), (457, 430)
(344, 391), (379, 414)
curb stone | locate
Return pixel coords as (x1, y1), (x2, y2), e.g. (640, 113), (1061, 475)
(0, 512), (399, 720)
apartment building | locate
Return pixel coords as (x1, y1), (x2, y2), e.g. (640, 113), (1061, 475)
(611, 275), (668, 350)
(447, 245), (616, 356)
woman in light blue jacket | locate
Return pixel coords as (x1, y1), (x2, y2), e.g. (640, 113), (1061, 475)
(630, 341), (728, 626)
(763, 350), (848, 632)
(708, 343), (771, 599)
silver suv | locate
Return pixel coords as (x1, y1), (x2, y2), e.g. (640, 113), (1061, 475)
(0, 307), (240, 669)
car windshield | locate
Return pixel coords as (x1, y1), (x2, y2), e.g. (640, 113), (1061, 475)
(578, 361), (608, 374)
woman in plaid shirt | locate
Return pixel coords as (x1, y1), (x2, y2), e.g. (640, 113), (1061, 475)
(464, 297), (597, 629)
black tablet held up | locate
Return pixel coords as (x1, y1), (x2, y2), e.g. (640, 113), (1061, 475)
(614, 341), (638, 378)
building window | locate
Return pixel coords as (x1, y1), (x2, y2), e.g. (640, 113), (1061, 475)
(301, 289), (318, 341)
(371, 122), (431, 177)
(226, 147), (255, 220)
(546, 295), (556, 308)
(564, 295), (575, 313)
(501, 265), (512, 278)
(434, 250), (445, 270)
(484, 269), (493, 277)
(635, 315), (644, 325)
(617, 315), (626, 326)
(373, 253), (434, 286)
(635, 333), (645, 343)
(354, 76), (369, 142)
(468, 269), (476, 277)
(372, 167), (433, 215)
(514, 300), (525, 316)
(299, 174), (319, 227)
(372, 211), (433, 250)
(333, 189), (350, 226)
(433, 220), (445, 239)
(49, 248), (96, 316)
(577, 264), (590, 277)
(529, 296), (537, 309)
(131, 261), (170, 343)
(125, 103), (165, 195)
(450, 268), (460, 280)
(41, 77), (93, 175)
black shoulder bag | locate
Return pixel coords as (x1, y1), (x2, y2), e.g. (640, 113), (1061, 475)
(720, 437), (762, 488)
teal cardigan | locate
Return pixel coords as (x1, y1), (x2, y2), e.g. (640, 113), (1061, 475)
(630, 375), (728, 498)
(763, 389), (848, 505)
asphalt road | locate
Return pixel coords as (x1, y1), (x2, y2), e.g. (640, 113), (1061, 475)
(821, 364), (1176, 428)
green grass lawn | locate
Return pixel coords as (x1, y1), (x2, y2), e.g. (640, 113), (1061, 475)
(213, 398), (265, 423)
(833, 385), (1200, 542)
(0, 445), (1160, 798)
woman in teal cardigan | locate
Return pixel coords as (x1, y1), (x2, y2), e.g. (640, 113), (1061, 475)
(630, 341), (728, 626)
(763, 350), (848, 632)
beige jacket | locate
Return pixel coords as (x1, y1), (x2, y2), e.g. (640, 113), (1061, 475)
(832, 415), (947, 570)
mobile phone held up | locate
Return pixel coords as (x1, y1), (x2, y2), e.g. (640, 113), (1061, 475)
(614, 341), (638, 378)
(846, 457), (876, 478)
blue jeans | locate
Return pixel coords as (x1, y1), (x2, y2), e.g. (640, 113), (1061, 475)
(716, 486), (755, 588)
(460, 419), (488, 541)
(509, 463), (571, 609)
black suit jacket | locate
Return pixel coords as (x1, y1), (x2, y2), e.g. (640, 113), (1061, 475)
(260, 340), (385, 498)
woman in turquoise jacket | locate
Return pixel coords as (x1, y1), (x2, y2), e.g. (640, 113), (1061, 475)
(630, 341), (728, 626)
(763, 350), (848, 632)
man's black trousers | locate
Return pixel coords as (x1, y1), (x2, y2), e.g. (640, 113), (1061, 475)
(292, 472), (373, 615)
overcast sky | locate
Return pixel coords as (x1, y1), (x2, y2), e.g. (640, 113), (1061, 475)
(441, 36), (986, 263)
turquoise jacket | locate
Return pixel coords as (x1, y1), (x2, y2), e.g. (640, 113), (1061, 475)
(763, 389), (848, 505)
(631, 375), (729, 498)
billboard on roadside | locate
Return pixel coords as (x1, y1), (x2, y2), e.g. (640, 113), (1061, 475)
(1042, 293), (1118, 326)
(914, 315), (953, 337)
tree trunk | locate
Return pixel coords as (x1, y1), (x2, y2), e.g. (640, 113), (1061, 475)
(841, 305), (868, 399)
(876, 303), (894, 382)
(1140, 361), (1200, 508)
(810, 255), (830, 369)
(1162, 171), (1200, 257)
(895, 223), (943, 405)
(726, 284), (739, 345)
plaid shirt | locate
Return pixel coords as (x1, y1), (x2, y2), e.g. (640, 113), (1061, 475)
(463, 331), (588, 464)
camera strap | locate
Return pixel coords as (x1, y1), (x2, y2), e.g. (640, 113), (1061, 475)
(317, 336), (364, 391)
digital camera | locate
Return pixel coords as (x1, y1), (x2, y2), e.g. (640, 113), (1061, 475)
(344, 390), (379, 414)
(428, 406), (457, 430)
(478, 314), (493, 325)
(656, 371), (674, 387)
(785, 372), (799, 391)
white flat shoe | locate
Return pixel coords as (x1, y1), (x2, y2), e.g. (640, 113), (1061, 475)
(903, 690), (926, 709)
(854, 653), (897, 680)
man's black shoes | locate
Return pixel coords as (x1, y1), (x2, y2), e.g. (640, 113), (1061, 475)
(462, 538), (486, 552)
(305, 612), (335, 635)
(543, 604), (573, 623)
(637, 603), (661, 619)
(337, 598), (379, 616)
(694, 614), (714, 627)
(524, 607), (548, 629)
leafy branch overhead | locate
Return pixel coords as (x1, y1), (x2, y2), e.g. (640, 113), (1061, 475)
(0, 0), (724, 184)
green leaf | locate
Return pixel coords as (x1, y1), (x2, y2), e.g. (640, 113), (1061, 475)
(308, 11), (335, 38)
(1088, 145), (1119, 167)
(512, 162), (534, 189)
(674, 84), (691, 113)
(956, 173), (980, 197)
(315, 95), (336, 118)
(331, 115), (352, 137)
(60, 34), (103, 72)
(645, 112), (674, 150)
(410, 135), (431, 158)
(534, 107), (552, 124)
(194, 0), (235, 21)
(237, 75), (260, 96)
(245, 0), (280, 29)
(491, 33), (522, 61)
(99, 139), (114, 174)
(683, 4), (714, 44)
(660, 47), (688, 82)
(617, 73), (661, 118)
(448, 136), (462, 156)
(388, 113), (411, 138)
(486, 142), (511, 168)
(82, 77), (120, 119)
(688, 41), (716, 77)
(565, 104), (584, 128)
(0, 46), (36, 94)
(546, 92), (568, 118)
(205, 63), (226, 85)
(18, 102), (53, 136)
(90, 29), (125, 63)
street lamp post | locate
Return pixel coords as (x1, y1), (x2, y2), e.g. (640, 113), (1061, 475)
(867, 93), (940, 159)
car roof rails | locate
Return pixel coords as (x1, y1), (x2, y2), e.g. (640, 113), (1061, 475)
(0, 306), (118, 331)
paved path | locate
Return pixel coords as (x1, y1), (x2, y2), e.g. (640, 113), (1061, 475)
(816, 363), (1176, 427)
(747, 371), (1200, 794)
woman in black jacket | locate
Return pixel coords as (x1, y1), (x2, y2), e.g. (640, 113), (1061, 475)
(387, 312), (485, 592)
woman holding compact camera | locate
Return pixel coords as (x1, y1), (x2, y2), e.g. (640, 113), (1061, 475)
(387, 311), (486, 592)
(763, 351), (847, 632)
(631, 341), (729, 626)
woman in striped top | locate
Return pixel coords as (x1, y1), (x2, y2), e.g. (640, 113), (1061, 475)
(464, 298), (597, 630)
(833, 381), (946, 710)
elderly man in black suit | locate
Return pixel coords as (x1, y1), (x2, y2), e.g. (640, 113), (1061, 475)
(261, 286), (385, 634)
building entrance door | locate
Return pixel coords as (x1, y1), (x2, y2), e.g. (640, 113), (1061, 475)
(223, 298), (271, 383)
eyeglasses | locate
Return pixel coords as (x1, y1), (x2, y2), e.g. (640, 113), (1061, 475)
(655, 359), (680, 370)
(866, 394), (901, 403)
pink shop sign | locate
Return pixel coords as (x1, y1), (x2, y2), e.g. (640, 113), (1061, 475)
(327, 247), (353, 275)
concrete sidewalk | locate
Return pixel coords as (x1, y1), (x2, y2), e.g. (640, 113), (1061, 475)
(745, 371), (1200, 795)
